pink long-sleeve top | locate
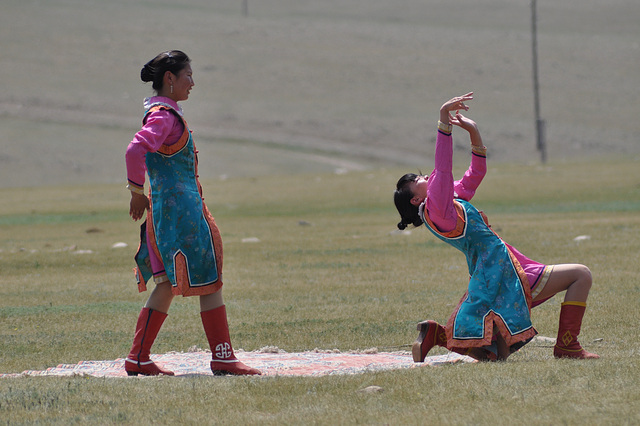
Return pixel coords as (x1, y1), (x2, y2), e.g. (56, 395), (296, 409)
(425, 130), (486, 232)
(425, 129), (551, 302)
(125, 97), (185, 189)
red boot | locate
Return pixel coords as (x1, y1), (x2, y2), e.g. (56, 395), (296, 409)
(125, 307), (175, 376)
(201, 305), (261, 376)
(412, 321), (447, 362)
(554, 302), (599, 359)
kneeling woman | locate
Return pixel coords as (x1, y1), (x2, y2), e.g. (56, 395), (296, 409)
(394, 93), (598, 361)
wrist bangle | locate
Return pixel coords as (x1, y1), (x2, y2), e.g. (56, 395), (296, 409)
(438, 121), (452, 133)
(126, 184), (145, 195)
(471, 145), (487, 156)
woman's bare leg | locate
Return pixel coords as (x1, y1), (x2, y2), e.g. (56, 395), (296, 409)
(532, 264), (598, 359)
(532, 264), (592, 304)
(144, 281), (175, 313)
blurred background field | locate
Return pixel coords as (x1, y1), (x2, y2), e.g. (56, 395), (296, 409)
(0, 0), (639, 187)
(1, 0), (639, 424)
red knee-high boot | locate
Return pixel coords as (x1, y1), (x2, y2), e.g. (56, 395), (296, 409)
(201, 305), (261, 376)
(554, 302), (599, 359)
(125, 307), (175, 376)
(412, 321), (448, 362)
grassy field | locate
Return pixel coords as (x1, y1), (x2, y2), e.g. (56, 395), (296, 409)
(1, 0), (639, 423)
(1, 158), (639, 424)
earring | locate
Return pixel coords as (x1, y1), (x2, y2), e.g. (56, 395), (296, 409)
(170, 84), (174, 94)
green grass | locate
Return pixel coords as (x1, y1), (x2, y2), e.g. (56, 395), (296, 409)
(1, 158), (639, 424)
(2, 1), (638, 422)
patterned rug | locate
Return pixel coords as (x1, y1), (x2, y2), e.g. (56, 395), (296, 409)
(0, 349), (474, 378)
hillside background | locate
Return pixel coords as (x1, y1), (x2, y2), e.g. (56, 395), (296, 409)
(1, 0), (638, 188)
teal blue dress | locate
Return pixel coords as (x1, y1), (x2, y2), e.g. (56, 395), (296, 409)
(135, 103), (224, 297)
(421, 199), (537, 354)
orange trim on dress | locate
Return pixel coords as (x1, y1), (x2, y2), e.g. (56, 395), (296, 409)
(145, 200), (164, 283)
(445, 292), (538, 351)
(134, 267), (147, 293)
(423, 200), (467, 238)
(143, 106), (190, 156)
(172, 204), (224, 297)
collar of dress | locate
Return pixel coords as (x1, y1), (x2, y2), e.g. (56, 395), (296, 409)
(143, 96), (184, 117)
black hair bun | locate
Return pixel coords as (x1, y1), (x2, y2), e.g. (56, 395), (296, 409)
(140, 62), (155, 83)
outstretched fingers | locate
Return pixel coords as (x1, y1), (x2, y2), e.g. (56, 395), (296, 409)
(443, 92), (474, 113)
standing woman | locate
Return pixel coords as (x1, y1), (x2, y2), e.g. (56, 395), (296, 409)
(124, 50), (260, 376)
(394, 93), (599, 361)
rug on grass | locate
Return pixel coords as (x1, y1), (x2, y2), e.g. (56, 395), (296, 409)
(0, 349), (474, 378)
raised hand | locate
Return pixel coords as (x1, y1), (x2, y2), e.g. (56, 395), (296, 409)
(449, 111), (478, 132)
(441, 92), (473, 114)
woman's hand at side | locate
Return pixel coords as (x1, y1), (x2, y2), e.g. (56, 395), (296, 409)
(129, 192), (149, 221)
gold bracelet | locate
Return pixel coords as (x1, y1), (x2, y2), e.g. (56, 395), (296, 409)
(438, 121), (452, 133)
(126, 184), (145, 195)
(471, 145), (487, 156)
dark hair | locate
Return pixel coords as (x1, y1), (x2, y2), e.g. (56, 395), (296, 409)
(140, 50), (191, 92)
(394, 173), (423, 230)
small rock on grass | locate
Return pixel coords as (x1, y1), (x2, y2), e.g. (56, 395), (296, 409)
(357, 386), (384, 394)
